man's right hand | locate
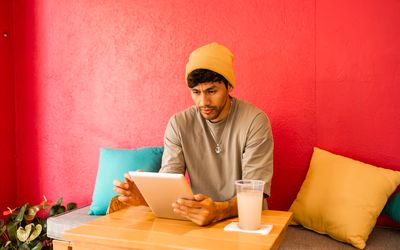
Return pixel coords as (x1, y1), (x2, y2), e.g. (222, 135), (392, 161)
(113, 172), (148, 206)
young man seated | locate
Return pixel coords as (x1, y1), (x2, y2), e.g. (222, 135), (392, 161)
(113, 42), (274, 226)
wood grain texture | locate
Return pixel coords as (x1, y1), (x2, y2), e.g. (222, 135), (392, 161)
(52, 239), (72, 250)
(62, 206), (293, 250)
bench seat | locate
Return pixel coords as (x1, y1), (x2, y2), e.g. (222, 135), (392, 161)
(281, 225), (400, 249)
(47, 206), (99, 241)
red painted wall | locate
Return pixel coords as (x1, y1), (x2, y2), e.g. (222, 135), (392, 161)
(0, 0), (16, 213)
(316, 1), (400, 225)
(5, 0), (400, 218)
(12, 0), (316, 208)
(316, 0), (400, 167)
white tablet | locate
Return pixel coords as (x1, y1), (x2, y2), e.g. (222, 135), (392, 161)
(129, 171), (193, 220)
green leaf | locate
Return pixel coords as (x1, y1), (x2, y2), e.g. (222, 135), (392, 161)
(31, 241), (43, 250)
(1, 224), (6, 236)
(6, 222), (17, 242)
(55, 197), (63, 206)
(48, 207), (56, 217)
(18, 242), (30, 250)
(56, 206), (66, 215)
(16, 204), (28, 223)
(66, 203), (77, 211)
(48, 205), (66, 217)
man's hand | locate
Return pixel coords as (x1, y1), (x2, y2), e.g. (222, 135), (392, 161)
(113, 173), (148, 206)
(172, 194), (216, 226)
(172, 194), (238, 226)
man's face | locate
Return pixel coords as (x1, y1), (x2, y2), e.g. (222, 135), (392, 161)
(190, 82), (232, 122)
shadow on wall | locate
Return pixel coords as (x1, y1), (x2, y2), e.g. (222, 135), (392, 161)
(13, 0), (42, 205)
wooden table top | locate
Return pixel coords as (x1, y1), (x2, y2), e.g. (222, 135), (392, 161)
(63, 206), (293, 250)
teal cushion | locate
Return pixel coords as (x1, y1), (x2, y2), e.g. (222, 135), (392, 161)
(383, 191), (400, 223)
(88, 147), (164, 215)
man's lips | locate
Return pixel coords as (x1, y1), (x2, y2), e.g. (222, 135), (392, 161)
(201, 108), (215, 115)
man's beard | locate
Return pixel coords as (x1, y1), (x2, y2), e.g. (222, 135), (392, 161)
(199, 106), (222, 121)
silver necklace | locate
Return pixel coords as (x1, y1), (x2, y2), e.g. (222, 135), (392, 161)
(206, 100), (233, 154)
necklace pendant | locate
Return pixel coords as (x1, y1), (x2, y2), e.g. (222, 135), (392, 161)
(215, 145), (222, 154)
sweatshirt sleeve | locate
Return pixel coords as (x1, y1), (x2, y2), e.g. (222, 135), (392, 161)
(159, 115), (186, 174)
(241, 113), (274, 196)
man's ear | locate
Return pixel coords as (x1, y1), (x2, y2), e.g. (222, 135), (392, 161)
(228, 84), (234, 93)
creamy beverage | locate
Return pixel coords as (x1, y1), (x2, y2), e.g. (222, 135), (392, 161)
(237, 190), (263, 230)
(235, 180), (265, 230)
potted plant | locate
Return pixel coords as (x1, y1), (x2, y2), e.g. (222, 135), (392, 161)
(1, 196), (76, 250)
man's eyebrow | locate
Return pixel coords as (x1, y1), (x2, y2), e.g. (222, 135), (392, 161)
(205, 86), (218, 91)
(191, 85), (218, 91)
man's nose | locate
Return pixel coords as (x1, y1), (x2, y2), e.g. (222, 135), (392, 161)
(199, 94), (210, 106)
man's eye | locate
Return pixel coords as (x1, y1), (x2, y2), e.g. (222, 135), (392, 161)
(208, 90), (216, 94)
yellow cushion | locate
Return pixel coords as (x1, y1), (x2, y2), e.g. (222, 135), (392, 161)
(289, 147), (400, 249)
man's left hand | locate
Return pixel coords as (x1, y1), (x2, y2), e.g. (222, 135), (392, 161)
(172, 194), (217, 226)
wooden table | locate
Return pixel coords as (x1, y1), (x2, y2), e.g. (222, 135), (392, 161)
(60, 206), (293, 250)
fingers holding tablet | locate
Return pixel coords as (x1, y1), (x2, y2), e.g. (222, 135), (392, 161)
(172, 194), (218, 226)
(112, 171), (148, 207)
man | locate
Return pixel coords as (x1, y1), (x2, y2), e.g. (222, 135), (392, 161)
(113, 42), (273, 226)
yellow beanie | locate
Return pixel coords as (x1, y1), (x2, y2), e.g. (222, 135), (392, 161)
(185, 42), (236, 88)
